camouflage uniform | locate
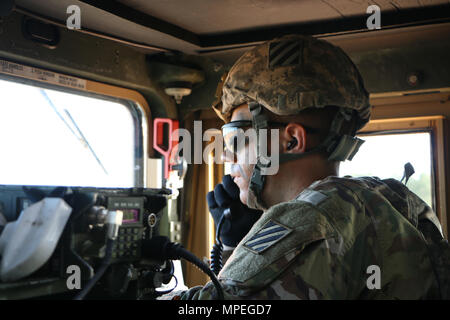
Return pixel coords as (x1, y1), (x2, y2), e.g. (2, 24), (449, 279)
(179, 176), (442, 300)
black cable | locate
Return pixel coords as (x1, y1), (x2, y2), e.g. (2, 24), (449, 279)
(210, 215), (225, 275)
(175, 246), (225, 300)
(142, 236), (225, 300)
(210, 208), (232, 275)
(155, 274), (178, 295)
(73, 238), (115, 300)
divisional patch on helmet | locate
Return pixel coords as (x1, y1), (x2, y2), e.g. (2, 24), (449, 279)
(243, 220), (292, 254)
(268, 39), (302, 69)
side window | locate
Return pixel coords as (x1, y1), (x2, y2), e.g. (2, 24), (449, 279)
(340, 132), (433, 207)
(0, 77), (142, 188)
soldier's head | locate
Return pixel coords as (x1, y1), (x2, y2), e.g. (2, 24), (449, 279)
(215, 35), (371, 210)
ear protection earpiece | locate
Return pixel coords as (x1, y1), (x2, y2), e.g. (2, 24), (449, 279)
(287, 138), (297, 150)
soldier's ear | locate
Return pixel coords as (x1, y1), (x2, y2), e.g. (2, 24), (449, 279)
(283, 123), (306, 153)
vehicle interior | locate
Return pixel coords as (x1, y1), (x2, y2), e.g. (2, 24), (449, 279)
(0, 0), (449, 300)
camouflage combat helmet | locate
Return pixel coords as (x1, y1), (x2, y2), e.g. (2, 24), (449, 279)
(214, 34), (371, 131)
(214, 34), (372, 210)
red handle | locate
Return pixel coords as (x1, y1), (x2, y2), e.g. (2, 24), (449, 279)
(153, 118), (179, 179)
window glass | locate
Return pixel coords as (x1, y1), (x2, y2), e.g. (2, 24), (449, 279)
(0, 78), (136, 187)
(340, 132), (433, 207)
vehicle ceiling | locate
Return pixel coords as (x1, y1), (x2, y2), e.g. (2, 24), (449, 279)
(14, 0), (450, 64)
(10, 0), (450, 119)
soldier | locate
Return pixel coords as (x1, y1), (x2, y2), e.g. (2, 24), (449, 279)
(175, 34), (447, 299)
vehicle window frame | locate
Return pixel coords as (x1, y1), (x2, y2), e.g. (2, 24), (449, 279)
(358, 114), (447, 238)
(0, 59), (151, 188)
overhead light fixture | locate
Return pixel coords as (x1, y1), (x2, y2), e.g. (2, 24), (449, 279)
(147, 59), (205, 105)
(164, 86), (192, 104)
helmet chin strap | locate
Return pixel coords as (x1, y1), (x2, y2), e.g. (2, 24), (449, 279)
(245, 102), (365, 211)
(246, 160), (269, 211)
(246, 103), (270, 211)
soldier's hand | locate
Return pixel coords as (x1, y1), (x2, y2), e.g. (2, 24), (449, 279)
(207, 175), (263, 247)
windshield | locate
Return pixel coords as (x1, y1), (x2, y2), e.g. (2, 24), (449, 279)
(0, 78), (138, 188)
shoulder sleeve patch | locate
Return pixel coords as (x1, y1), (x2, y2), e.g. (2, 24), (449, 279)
(296, 189), (328, 206)
(243, 220), (292, 254)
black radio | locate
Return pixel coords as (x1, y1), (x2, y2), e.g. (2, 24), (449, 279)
(0, 185), (171, 300)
